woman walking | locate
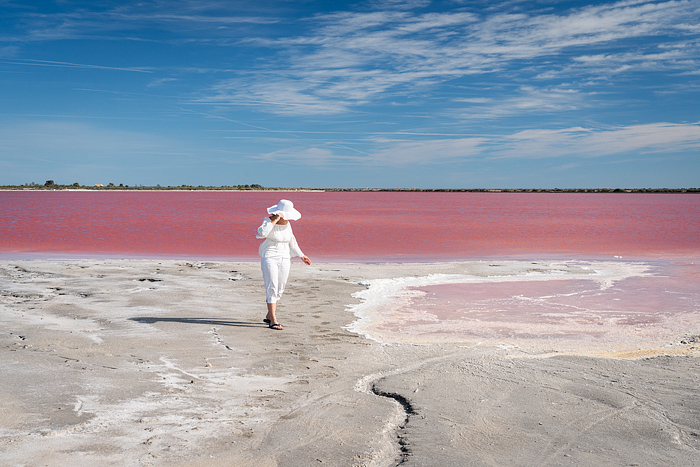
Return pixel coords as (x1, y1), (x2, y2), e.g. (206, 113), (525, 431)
(256, 199), (311, 330)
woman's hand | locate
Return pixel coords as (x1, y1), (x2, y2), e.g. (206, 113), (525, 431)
(301, 255), (311, 265)
(269, 213), (283, 224)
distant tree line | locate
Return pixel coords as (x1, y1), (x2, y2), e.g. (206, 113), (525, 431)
(321, 187), (700, 193)
(3, 182), (269, 191)
(2, 182), (698, 193)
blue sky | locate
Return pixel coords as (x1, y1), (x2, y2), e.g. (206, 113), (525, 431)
(1, 0), (699, 188)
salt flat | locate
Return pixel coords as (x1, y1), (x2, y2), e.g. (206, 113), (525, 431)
(1, 260), (698, 466)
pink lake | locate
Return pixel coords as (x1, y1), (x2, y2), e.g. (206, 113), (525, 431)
(1, 191), (698, 260)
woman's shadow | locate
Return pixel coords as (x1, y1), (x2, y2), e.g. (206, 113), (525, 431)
(129, 317), (264, 328)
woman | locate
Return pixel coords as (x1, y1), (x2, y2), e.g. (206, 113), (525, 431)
(256, 199), (311, 330)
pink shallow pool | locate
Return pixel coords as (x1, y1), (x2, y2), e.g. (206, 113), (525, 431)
(412, 263), (700, 327)
(353, 260), (700, 351)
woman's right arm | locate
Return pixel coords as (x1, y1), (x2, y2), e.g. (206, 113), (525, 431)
(256, 218), (274, 239)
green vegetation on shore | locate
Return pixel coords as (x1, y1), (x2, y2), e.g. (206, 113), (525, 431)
(2, 181), (266, 191)
(2, 181), (698, 193)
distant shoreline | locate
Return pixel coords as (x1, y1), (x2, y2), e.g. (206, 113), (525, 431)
(1, 185), (699, 193)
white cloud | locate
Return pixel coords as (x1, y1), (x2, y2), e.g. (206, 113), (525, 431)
(252, 121), (700, 167)
(9, 1), (697, 118)
(148, 77), (178, 87)
(498, 122), (700, 158)
(4, 1), (280, 43)
(202, 78), (355, 115)
(377, 122), (700, 164)
(455, 86), (585, 120)
(368, 0), (433, 10)
(0, 45), (19, 57)
(206, 0), (700, 116)
(2, 58), (153, 73)
(455, 98), (492, 104)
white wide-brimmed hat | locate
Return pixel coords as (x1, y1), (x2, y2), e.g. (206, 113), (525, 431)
(267, 199), (301, 221)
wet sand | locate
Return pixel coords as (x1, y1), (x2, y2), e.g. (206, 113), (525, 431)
(1, 260), (698, 466)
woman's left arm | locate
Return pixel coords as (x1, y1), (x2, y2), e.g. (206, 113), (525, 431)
(289, 233), (310, 264)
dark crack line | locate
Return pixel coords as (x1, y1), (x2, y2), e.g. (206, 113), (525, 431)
(371, 381), (417, 466)
(211, 328), (233, 351)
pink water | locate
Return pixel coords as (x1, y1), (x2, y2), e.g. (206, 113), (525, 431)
(388, 260), (700, 350)
(1, 191), (698, 260)
(2, 190), (698, 350)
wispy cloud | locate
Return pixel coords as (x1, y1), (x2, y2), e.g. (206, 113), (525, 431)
(2, 1), (281, 43)
(199, 1), (700, 116)
(0, 45), (19, 58)
(1, 58), (153, 73)
(201, 78), (355, 115)
(147, 77), (178, 87)
(254, 121), (700, 166)
(1, 1), (697, 188)
(6, 1), (697, 120)
(454, 85), (585, 120)
(498, 121), (700, 159)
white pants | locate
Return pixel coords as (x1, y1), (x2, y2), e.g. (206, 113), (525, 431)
(261, 256), (291, 303)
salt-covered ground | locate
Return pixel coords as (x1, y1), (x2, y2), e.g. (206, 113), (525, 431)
(1, 260), (698, 466)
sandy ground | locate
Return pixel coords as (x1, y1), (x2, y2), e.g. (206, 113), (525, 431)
(0, 259), (698, 466)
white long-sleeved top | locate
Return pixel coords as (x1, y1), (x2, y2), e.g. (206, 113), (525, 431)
(256, 218), (305, 258)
